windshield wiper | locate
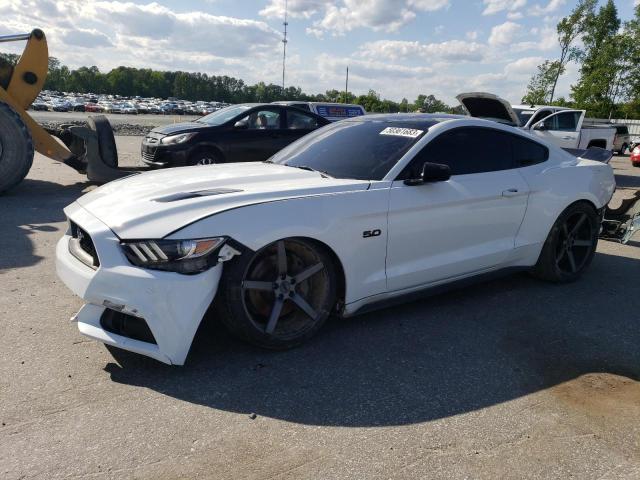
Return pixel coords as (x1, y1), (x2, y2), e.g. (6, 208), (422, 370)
(289, 165), (333, 178)
(263, 161), (333, 178)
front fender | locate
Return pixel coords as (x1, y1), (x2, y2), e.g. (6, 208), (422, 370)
(167, 188), (391, 305)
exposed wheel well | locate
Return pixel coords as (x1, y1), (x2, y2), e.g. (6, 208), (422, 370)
(565, 199), (598, 215)
(295, 237), (347, 315)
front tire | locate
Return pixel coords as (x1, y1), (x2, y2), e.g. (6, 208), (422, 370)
(188, 150), (222, 166)
(531, 202), (599, 283)
(217, 238), (337, 349)
(0, 102), (34, 193)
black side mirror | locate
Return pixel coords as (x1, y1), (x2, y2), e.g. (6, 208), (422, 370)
(533, 122), (547, 131)
(404, 162), (451, 186)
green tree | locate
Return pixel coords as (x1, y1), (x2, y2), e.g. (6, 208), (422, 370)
(549, 0), (597, 102)
(422, 94), (450, 113)
(522, 60), (563, 104)
(571, 0), (624, 117)
(624, 4), (640, 116)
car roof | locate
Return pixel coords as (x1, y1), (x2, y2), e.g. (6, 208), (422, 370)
(511, 104), (566, 111)
(272, 101), (365, 108)
(344, 113), (466, 123)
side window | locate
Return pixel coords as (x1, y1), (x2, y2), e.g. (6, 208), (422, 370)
(237, 109), (281, 130)
(530, 109), (552, 126)
(512, 135), (548, 167)
(555, 111), (580, 131)
(401, 127), (515, 178)
(286, 110), (320, 130)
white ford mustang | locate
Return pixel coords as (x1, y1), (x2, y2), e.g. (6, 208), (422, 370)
(56, 114), (616, 365)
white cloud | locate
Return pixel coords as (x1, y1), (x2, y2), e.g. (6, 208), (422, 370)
(466, 30), (480, 41)
(259, 0), (327, 19)
(261, 0), (450, 34)
(61, 28), (113, 48)
(0, 0), (566, 105)
(357, 39), (487, 62)
(1, 0), (281, 64)
(488, 21), (522, 47)
(528, 0), (566, 17)
(511, 25), (557, 52)
(482, 0), (527, 16)
(504, 56), (544, 75)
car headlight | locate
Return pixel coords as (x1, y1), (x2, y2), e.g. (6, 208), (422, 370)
(121, 237), (226, 274)
(160, 132), (196, 145)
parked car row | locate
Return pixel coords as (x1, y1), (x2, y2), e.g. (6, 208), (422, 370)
(30, 90), (230, 115)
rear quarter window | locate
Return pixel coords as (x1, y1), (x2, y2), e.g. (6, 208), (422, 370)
(512, 135), (548, 167)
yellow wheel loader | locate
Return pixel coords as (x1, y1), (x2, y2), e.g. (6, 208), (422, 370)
(0, 30), (144, 193)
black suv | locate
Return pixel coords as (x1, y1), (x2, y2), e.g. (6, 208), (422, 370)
(141, 103), (330, 167)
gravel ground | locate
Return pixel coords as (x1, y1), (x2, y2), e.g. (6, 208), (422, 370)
(31, 111), (202, 136)
(0, 144), (639, 480)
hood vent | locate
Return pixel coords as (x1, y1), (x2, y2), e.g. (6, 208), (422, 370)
(153, 188), (243, 203)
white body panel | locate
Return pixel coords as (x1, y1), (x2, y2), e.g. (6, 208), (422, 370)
(55, 117), (616, 365)
(386, 170), (530, 290)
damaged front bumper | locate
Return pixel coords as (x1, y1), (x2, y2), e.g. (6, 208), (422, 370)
(56, 202), (223, 365)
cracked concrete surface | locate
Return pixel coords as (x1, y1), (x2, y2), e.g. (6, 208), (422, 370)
(1, 141), (639, 479)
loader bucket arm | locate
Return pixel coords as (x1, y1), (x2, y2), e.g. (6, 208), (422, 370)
(0, 30), (74, 163)
(1, 29), (141, 185)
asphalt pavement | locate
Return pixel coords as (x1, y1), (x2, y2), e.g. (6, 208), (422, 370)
(1, 142), (639, 479)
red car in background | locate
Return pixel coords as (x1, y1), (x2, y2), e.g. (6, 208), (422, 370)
(631, 146), (640, 167)
(84, 103), (104, 113)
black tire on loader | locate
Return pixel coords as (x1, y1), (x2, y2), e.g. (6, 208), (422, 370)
(87, 115), (118, 168)
(0, 102), (34, 194)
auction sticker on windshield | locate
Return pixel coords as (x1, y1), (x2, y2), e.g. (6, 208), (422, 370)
(379, 127), (423, 138)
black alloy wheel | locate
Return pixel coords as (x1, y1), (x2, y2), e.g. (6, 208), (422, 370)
(218, 238), (337, 349)
(554, 211), (596, 275)
(532, 202), (599, 283)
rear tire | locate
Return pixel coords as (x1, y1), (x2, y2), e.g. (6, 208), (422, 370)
(0, 102), (34, 194)
(531, 202), (599, 283)
(217, 238), (337, 349)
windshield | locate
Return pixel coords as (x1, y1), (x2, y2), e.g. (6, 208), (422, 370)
(269, 120), (433, 180)
(513, 108), (535, 126)
(198, 105), (252, 125)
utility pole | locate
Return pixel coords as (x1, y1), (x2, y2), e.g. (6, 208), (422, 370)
(344, 66), (349, 104)
(282, 0), (288, 96)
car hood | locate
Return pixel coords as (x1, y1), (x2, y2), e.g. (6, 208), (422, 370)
(456, 92), (521, 126)
(150, 122), (211, 136)
(73, 162), (370, 239)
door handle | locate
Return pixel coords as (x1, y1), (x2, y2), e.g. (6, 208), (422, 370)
(502, 188), (519, 197)
(561, 136), (573, 140)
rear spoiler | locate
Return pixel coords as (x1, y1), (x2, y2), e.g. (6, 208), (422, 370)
(563, 147), (613, 164)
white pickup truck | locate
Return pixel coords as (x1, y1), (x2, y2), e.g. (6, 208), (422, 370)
(457, 92), (616, 151)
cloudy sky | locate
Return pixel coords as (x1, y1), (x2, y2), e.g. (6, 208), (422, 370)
(1, 0), (637, 103)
